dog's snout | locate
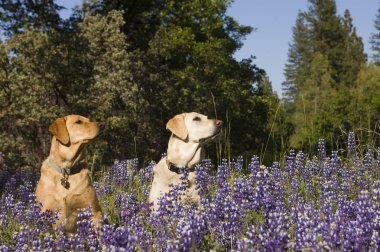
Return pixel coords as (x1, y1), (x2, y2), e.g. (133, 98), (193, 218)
(215, 120), (223, 127)
(97, 122), (105, 130)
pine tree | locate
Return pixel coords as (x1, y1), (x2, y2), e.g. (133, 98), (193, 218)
(341, 10), (367, 87)
(282, 12), (312, 107)
(283, 0), (366, 150)
(370, 7), (380, 64)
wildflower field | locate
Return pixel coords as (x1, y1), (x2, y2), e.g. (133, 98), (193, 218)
(0, 132), (379, 251)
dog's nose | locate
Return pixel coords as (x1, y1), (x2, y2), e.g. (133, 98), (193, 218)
(97, 122), (105, 130)
(215, 120), (223, 127)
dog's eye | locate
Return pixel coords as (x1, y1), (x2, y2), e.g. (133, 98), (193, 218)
(193, 117), (201, 121)
(75, 120), (82, 124)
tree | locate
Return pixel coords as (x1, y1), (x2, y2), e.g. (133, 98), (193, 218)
(89, 0), (276, 158)
(282, 0), (367, 151)
(351, 64), (380, 133)
(0, 0), (63, 36)
(0, 0), (283, 167)
(282, 12), (312, 107)
(370, 7), (380, 65)
(74, 10), (166, 160)
(0, 28), (66, 165)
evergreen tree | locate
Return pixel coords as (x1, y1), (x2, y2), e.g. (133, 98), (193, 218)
(370, 7), (380, 65)
(341, 10), (367, 87)
(282, 0), (366, 151)
(282, 12), (312, 107)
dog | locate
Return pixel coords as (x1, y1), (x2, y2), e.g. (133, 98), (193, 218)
(149, 112), (223, 211)
(36, 115), (104, 234)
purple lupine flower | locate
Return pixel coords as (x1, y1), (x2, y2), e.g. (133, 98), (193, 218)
(99, 171), (113, 196)
(295, 151), (306, 175)
(289, 178), (300, 206)
(113, 160), (130, 188)
(336, 196), (356, 220)
(365, 147), (374, 170)
(248, 155), (260, 174)
(348, 131), (356, 160)
(318, 138), (327, 162)
(363, 148), (374, 191)
(195, 162), (212, 197)
(303, 161), (314, 199)
(269, 161), (286, 208)
(208, 168), (244, 250)
(321, 212), (345, 251)
(4, 194), (15, 209)
(231, 155), (244, 173)
(284, 149), (296, 178)
(370, 181), (380, 250)
(292, 202), (321, 250)
(353, 190), (375, 251)
(1, 137), (380, 251)
(13, 225), (39, 251)
(217, 159), (230, 188)
(354, 156), (368, 190)
(258, 208), (290, 251)
(175, 209), (208, 251)
(139, 161), (155, 183)
(248, 169), (269, 212)
(237, 225), (259, 251)
(118, 191), (139, 224)
(233, 176), (251, 209)
(339, 162), (351, 197)
(75, 208), (100, 251)
(321, 181), (335, 221)
(322, 151), (339, 182)
(16, 181), (34, 204)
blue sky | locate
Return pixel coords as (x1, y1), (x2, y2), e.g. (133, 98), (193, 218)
(57, 0), (379, 96)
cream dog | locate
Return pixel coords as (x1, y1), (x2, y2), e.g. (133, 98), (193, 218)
(149, 112), (223, 211)
(36, 115), (104, 234)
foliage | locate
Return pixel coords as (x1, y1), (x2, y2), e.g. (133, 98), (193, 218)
(282, 0), (369, 153)
(0, 28), (65, 165)
(350, 64), (380, 137)
(0, 0), (62, 36)
(370, 6), (380, 65)
(0, 133), (380, 250)
(0, 0), (283, 167)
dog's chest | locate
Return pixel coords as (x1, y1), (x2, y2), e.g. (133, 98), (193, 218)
(51, 170), (90, 196)
(154, 163), (196, 188)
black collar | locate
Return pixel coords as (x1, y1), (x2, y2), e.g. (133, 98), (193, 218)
(166, 158), (185, 174)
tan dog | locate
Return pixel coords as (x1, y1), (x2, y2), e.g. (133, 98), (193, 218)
(149, 112), (223, 211)
(36, 115), (104, 234)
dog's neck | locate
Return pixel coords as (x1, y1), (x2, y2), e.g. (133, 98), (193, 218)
(48, 136), (87, 170)
(166, 135), (205, 169)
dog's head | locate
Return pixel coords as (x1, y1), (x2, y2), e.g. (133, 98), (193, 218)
(166, 112), (223, 144)
(49, 115), (105, 146)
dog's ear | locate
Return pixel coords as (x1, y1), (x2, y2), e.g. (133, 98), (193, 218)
(49, 118), (70, 145)
(166, 114), (188, 140)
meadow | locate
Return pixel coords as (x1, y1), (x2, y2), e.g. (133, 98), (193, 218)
(0, 132), (379, 251)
